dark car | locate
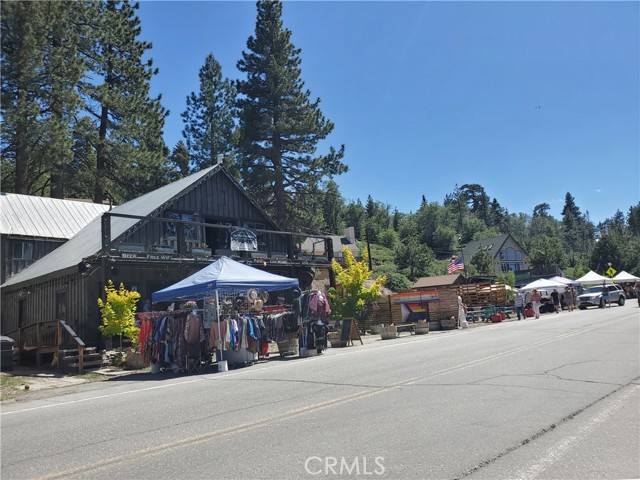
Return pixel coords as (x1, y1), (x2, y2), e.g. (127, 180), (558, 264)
(578, 284), (625, 309)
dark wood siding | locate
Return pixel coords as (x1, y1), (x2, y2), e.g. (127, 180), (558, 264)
(1, 236), (65, 284)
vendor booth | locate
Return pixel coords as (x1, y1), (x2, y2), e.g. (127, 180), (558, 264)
(148, 256), (300, 372)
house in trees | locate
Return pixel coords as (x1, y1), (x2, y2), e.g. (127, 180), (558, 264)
(1, 165), (333, 355)
(0, 193), (110, 284)
(461, 233), (529, 275)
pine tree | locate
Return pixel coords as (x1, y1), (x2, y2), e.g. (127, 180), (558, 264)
(1, 1), (46, 194)
(40, 1), (87, 198)
(168, 140), (190, 178)
(181, 53), (237, 174)
(322, 180), (344, 234)
(79, 0), (167, 204)
(236, 0), (347, 230)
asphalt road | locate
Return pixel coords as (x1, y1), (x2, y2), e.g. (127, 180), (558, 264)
(1, 304), (638, 480)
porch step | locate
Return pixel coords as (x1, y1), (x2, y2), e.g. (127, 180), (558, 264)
(59, 347), (106, 373)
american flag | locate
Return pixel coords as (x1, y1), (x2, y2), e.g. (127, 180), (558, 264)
(447, 256), (465, 274)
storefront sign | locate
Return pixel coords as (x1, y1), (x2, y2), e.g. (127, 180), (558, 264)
(392, 290), (439, 304)
(230, 227), (258, 252)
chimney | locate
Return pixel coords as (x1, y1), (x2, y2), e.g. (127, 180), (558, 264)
(344, 226), (356, 244)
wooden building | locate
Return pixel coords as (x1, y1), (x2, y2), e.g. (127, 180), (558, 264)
(389, 274), (508, 329)
(0, 193), (110, 284)
(1, 166), (333, 352)
(462, 233), (529, 275)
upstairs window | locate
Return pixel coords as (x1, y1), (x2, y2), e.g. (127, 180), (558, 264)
(12, 241), (33, 260)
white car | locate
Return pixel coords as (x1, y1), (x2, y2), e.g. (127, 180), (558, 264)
(577, 284), (625, 309)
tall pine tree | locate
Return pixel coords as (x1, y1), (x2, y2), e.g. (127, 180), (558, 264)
(181, 53), (237, 174)
(1, 1), (47, 194)
(79, 0), (167, 204)
(236, 0), (347, 230)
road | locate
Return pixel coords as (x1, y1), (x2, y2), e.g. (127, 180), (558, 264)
(1, 304), (638, 480)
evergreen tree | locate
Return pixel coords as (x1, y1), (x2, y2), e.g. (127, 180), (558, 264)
(168, 140), (190, 178)
(469, 248), (494, 276)
(79, 0), (167, 204)
(40, 1), (86, 198)
(395, 236), (433, 280)
(236, 0), (347, 230)
(182, 53), (237, 173)
(322, 180), (344, 234)
(628, 203), (640, 237)
(1, 1), (46, 194)
(342, 200), (366, 240)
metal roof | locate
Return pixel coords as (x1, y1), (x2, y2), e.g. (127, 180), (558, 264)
(1, 166), (216, 288)
(0, 193), (110, 239)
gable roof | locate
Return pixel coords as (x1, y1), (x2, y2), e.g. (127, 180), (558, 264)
(462, 233), (520, 261)
(0, 193), (110, 239)
(2, 166), (222, 288)
(412, 273), (464, 289)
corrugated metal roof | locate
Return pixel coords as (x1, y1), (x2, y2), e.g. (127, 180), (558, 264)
(0, 193), (111, 239)
(1, 166), (216, 287)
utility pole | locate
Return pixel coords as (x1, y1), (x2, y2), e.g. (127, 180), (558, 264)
(366, 228), (373, 271)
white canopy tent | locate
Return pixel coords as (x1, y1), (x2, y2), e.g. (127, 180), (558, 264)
(518, 278), (567, 292)
(574, 270), (614, 285)
(549, 275), (580, 286)
(612, 271), (640, 282)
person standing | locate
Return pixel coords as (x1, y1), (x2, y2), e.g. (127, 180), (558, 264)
(458, 294), (468, 329)
(514, 290), (525, 320)
(602, 285), (610, 308)
(550, 289), (560, 313)
(564, 287), (574, 312)
(531, 289), (542, 319)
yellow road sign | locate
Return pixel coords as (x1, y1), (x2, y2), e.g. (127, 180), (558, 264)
(606, 267), (617, 277)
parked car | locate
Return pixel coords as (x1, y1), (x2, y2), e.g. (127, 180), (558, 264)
(577, 284), (625, 309)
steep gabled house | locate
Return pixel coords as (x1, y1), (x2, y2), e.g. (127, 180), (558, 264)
(461, 233), (529, 275)
(1, 165), (333, 351)
(0, 193), (110, 284)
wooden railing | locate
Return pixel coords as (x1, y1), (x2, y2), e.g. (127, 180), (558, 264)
(3, 320), (87, 373)
(58, 321), (85, 373)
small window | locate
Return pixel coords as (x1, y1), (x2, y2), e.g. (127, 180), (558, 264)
(12, 241), (33, 260)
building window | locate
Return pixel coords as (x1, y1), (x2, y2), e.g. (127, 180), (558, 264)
(12, 241), (33, 260)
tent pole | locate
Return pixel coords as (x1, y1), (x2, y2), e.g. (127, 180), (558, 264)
(215, 289), (223, 363)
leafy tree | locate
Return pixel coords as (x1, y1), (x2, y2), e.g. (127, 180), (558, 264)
(378, 228), (399, 249)
(395, 236), (433, 280)
(328, 247), (386, 320)
(470, 248), (494, 276)
(236, 0), (347, 230)
(181, 53), (237, 173)
(528, 235), (565, 272)
(97, 280), (141, 349)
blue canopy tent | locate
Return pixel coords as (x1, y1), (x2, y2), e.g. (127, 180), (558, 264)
(152, 256), (299, 303)
(152, 256), (299, 369)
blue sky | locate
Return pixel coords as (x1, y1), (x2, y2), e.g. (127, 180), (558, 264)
(137, 1), (639, 225)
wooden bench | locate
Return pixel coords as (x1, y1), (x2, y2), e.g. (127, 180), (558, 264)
(395, 323), (416, 335)
(380, 323), (416, 339)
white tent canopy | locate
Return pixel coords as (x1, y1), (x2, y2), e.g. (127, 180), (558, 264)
(549, 275), (580, 285)
(574, 270), (614, 285)
(518, 278), (567, 292)
(612, 271), (640, 282)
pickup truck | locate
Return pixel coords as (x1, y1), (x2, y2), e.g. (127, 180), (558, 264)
(577, 284), (625, 309)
